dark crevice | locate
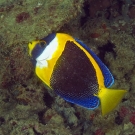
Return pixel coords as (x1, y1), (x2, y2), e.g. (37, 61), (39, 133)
(97, 41), (116, 63)
(38, 110), (46, 125)
(43, 92), (54, 108)
(80, 1), (90, 26)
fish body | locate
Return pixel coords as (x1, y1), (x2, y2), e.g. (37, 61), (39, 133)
(28, 33), (127, 115)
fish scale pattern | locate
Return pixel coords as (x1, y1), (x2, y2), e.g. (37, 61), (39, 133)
(50, 41), (99, 109)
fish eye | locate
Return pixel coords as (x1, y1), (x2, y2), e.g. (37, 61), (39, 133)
(39, 41), (47, 47)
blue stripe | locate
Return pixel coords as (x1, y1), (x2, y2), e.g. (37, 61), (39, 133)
(75, 39), (114, 88)
(55, 89), (100, 109)
(42, 33), (56, 44)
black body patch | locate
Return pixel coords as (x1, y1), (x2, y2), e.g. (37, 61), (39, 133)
(50, 41), (98, 101)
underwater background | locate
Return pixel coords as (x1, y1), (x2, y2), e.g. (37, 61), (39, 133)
(0, 0), (135, 134)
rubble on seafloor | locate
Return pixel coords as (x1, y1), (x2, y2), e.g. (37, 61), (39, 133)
(1, 0), (135, 134)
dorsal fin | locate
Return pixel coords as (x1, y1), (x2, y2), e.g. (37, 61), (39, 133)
(75, 39), (114, 88)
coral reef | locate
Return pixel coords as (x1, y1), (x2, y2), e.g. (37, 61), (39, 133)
(0, 0), (83, 44)
(1, 0), (135, 134)
(0, 0), (84, 134)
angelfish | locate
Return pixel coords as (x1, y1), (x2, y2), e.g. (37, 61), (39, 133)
(28, 33), (127, 115)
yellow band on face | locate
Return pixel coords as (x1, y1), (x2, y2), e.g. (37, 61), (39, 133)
(28, 40), (40, 56)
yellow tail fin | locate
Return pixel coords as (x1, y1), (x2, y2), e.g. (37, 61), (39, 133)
(97, 88), (127, 116)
